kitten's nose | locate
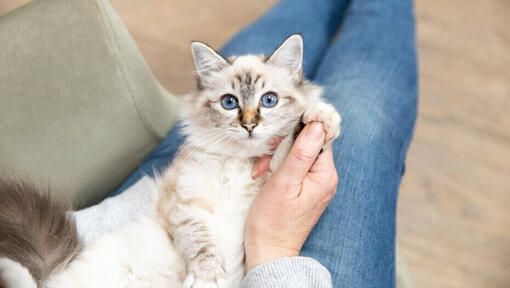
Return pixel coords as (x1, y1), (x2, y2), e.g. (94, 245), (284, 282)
(241, 122), (257, 132)
(241, 110), (259, 133)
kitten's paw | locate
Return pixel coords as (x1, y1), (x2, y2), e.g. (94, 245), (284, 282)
(303, 102), (341, 149)
(183, 252), (226, 288)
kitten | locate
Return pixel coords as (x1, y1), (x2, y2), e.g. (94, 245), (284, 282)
(0, 34), (340, 288)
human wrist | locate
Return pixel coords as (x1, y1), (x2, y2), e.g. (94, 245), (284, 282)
(245, 243), (300, 272)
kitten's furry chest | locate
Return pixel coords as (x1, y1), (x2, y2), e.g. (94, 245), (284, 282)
(177, 153), (264, 229)
(176, 152), (264, 201)
(174, 151), (266, 284)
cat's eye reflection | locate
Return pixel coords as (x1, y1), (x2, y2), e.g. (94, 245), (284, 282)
(221, 94), (239, 110)
(260, 92), (278, 108)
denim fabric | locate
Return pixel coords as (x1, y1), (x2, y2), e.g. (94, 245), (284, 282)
(112, 0), (417, 287)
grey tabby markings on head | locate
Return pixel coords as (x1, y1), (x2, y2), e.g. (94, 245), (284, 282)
(190, 34), (305, 91)
(186, 35), (316, 143)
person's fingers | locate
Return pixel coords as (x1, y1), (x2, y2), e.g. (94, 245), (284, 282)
(274, 122), (325, 185)
(301, 148), (338, 205)
(309, 146), (335, 174)
(252, 135), (286, 179)
(252, 155), (272, 179)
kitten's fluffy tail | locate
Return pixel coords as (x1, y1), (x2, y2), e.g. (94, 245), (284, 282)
(0, 178), (80, 287)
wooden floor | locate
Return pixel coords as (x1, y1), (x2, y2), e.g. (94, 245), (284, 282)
(399, 1), (510, 287)
(1, 1), (509, 287)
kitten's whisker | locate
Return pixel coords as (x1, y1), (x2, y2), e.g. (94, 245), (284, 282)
(177, 130), (227, 165)
(192, 133), (233, 165)
(196, 134), (230, 163)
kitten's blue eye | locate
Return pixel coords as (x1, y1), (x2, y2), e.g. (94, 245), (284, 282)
(260, 92), (278, 108)
(221, 94), (239, 110)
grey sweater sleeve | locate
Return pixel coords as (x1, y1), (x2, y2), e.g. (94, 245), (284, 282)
(241, 257), (332, 288)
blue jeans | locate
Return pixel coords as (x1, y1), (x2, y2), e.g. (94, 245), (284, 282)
(112, 0), (417, 287)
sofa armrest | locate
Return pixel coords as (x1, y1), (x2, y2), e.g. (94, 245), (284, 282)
(0, 0), (178, 207)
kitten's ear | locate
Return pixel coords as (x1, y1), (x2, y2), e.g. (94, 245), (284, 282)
(190, 42), (228, 78)
(267, 34), (303, 76)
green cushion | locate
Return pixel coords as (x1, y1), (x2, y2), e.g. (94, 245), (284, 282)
(0, 0), (178, 207)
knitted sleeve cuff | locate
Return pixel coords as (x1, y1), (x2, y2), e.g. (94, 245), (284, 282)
(241, 256), (332, 288)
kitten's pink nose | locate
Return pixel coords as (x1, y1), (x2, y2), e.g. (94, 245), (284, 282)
(241, 122), (257, 132)
(241, 110), (259, 133)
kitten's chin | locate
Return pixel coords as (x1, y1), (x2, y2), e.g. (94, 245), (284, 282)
(186, 134), (272, 158)
(214, 144), (271, 158)
(232, 137), (274, 158)
(234, 132), (289, 157)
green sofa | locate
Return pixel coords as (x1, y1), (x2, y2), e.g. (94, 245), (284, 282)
(0, 0), (178, 207)
(0, 1), (413, 287)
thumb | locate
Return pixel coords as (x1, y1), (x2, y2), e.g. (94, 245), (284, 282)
(274, 122), (325, 185)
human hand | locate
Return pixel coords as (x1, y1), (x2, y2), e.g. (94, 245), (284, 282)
(244, 122), (339, 271)
(251, 136), (283, 179)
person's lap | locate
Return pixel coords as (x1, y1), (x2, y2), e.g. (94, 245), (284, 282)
(112, 0), (417, 287)
(300, 1), (417, 287)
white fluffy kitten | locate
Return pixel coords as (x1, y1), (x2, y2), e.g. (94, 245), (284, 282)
(0, 34), (340, 288)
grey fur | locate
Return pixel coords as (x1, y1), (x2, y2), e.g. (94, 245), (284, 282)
(236, 72), (256, 103)
(0, 178), (80, 286)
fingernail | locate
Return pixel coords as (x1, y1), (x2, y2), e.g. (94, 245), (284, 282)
(306, 122), (324, 139)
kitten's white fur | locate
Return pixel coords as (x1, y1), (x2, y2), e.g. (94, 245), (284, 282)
(46, 217), (183, 287)
(2, 35), (341, 288)
(0, 258), (37, 288)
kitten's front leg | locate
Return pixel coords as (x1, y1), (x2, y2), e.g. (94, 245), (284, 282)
(303, 101), (342, 150)
(159, 176), (225, 288)
(270, 102), (341, 172)
(178, 217), (226, 288)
